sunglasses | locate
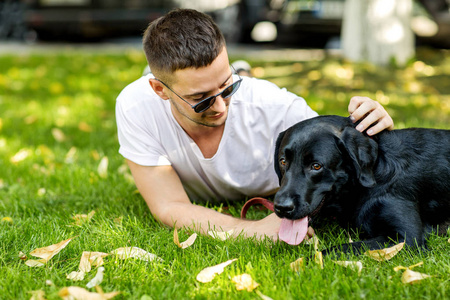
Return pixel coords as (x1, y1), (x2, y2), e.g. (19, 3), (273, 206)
(156, 67), (242, 113)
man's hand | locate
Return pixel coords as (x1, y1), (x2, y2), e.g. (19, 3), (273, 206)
(348, 96), (394, 136)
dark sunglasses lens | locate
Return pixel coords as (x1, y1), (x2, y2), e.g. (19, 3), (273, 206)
(222, 81), (240, 98)
(193, 80), (241, 113)
(194, 97), (215, 113)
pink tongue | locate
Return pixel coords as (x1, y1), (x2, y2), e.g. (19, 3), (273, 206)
(279, 217), (308, 245)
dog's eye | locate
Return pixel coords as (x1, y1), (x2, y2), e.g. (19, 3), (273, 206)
(279, 158), (286, 166)
(311, 163), (322, 171)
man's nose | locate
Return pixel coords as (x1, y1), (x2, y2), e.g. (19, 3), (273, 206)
(210, 95), (227, 112)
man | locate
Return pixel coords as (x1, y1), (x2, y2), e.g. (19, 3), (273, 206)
(115, 9), (393, 242)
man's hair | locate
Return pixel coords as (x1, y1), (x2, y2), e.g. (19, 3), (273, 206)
(143, 9), (226, 84)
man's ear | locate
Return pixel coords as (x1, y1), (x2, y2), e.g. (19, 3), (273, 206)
(149, 79), (169, 100)
(339, 127), (378, 187)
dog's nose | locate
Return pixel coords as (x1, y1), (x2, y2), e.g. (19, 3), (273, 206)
(274, 202), (295, 218)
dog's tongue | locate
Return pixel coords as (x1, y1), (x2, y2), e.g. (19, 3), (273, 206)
(279, 217), (308, 245)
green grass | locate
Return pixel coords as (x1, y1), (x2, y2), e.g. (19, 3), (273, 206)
(0, 47), (449, 299)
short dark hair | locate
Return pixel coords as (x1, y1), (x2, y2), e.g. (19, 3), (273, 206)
(143, 9), (226, 84)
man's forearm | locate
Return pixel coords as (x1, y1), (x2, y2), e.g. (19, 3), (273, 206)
(153, 201), (280, 241)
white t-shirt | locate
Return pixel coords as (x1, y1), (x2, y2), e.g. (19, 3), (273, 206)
(116, 74), (317, 203)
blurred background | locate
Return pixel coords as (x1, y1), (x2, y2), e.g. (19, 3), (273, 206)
(0, 0), (449, 48)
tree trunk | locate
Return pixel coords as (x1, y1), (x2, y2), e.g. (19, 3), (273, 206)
(342, 0), (415, 66)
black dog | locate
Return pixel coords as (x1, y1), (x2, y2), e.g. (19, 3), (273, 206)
(274, 115), (450, 254)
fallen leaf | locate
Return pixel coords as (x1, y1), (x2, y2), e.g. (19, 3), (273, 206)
(394, 261), (423, 272)
(290, 257), (305, 272)
(304, 235), (320, 251)
(28, 237), (74, 264)
(401, 269), (431, 284)
(72, 211), (96, 226)
(364, 242), (404, 261)
(18, 251), (27, 260)
(86, 267), (105, 288)
(97, 157), (108, 178)
(28, 290), (46, 300)
(110, 247), (162, 262)
(448, 238), (450, 243)
(25, 259), (46, 267)
(173, 228), (197, 249)
(333, 261), (363, 275)
(45, 280), (54, 286)
(67, 271), (86, 281)
(232, 273), (260, 291)
(208, 229), (234, 241)
(10, 148), (31, 163)
(80, 251), (109, 272)
(256, 290), (274, 300)
(1, 216), (13, 223)
(58, 286), (120, 300)
(65, 147), (77, 164)
(37, 188), (46, 196)
(51, 128), (66, 142)
(79, 121), (93, 132)
(314, 251), (323, 269)
(196, 258), (237, 283)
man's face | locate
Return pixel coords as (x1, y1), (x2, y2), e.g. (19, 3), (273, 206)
(165, 47), (233, 129)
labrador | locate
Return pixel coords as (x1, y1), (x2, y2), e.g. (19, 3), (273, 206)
(274, 115), (450, 255)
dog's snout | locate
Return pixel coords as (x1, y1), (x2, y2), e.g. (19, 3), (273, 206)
(274, 201), (295, 218)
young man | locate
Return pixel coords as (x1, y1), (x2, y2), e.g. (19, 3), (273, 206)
(115, 9), (393, 242)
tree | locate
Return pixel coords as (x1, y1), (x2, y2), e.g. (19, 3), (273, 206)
(341, 0), (415, 66)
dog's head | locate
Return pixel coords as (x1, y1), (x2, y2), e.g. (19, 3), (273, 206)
(274, 115), (379, 221)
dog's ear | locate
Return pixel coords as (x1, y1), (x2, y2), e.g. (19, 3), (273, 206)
(274, 130), (287, 183)
(339, 127), (378, 187)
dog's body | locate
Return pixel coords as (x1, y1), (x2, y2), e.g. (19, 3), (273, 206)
(274, 115), (450, 254)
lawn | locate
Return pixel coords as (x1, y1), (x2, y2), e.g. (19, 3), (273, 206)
(0, 46), (449, 299)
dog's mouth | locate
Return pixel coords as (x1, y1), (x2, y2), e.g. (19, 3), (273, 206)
(278, 196), (326, 246)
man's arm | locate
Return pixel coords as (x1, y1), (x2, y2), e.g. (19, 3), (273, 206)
(126, 159), (282, 241)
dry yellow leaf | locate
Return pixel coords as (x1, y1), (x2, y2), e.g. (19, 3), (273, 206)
(18, 251), (27, 260)
(401, 269), (431, 284)
(232, 273), (260, 291)
(314, 251), (323, 269)
(290, 257), (305, 272)
(25, 259), (46, 267)
(65, 147), (77, 164)
(28, 237), (74, 263)
(86, 267), (105, 288)
(196, 258), (237, 283)
(80, 251), (109, 273)
(79, 121), (93, 132)
(173, 228), (197, 249)
(51, 128), (66, 142)
(333, 261), (363, 275)
(72, 211), (96, 226)
(256, 290), (274, 300)
(207, 229), (234, 241)
(58, 286), (120, 300)
(364, 242), (405, 261)
(304, 235), (320, 251)
(1, 216), (13, 223)
(67, 271), (86, 281)
(110, 247), (162, 262)
(98, 157), (109, 178)
(10, 148), (31, 163)
(448, 238), (450, 243)
(28, 290), (46, 300)
(394, 261), (423, 272)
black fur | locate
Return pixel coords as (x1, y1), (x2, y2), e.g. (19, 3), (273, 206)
(274, 115), (450, 255)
